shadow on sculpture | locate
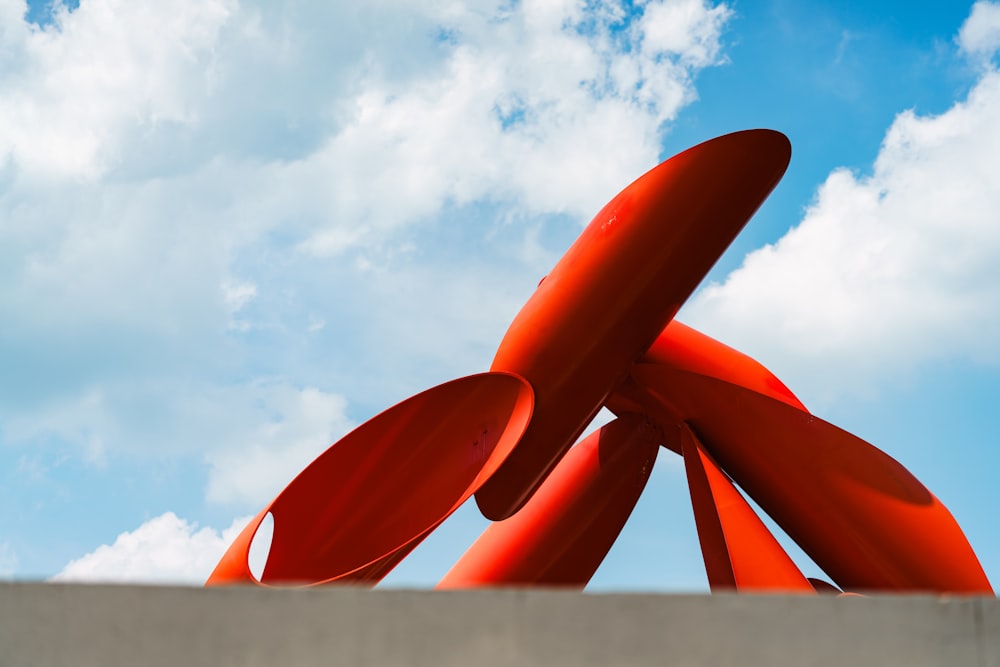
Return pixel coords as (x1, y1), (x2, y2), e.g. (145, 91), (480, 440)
(206, 130), (993, 595)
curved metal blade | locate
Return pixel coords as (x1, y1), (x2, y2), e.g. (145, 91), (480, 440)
(680, 421), (814, 593)
(641, 320), (807, 412)
(439, 414), (659, 589)
(606, 319), (807, 455)
(206, 372), (534, 587)
(478, 130), (793, 520)
(631, 363), (993, 594)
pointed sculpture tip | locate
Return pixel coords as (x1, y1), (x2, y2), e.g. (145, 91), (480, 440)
(761, 127), (791, 160)
(665, 129), (792, 185)
(735, 128), (792, 165)
(713, 128), (793, 182)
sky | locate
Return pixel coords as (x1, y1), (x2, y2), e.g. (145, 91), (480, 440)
(2, 0), (1000, 591)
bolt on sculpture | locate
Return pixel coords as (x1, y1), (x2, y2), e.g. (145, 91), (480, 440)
(207, 130), (993, 594)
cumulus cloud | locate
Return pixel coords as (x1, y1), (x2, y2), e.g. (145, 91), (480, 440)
(959, 0), (1000, 61)
(3, 380), (354, 507)
(52, 512), (250, 584)
(0, 0), (234, 177)
(294, 0), (735, 255)
(1, 0), (735, 583)
(205, 385), (354, 507)
(641, 0), (731, 65)
(1, 0), (732, 480)
(685, 9), (1000, 404)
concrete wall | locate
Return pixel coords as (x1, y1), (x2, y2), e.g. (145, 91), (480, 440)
(1, 583), (997, 666)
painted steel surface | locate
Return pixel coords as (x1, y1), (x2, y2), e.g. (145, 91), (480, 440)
(606, 319), (808, 454)
(438, 414), (659, 589)
(476, 129), (791, 520)
(680, 422), (814, 593)
(642, 320), (807, 412)
(207, 372), (533, 586)
(206, 129), (992, 596)
(632, 363), (992, 593)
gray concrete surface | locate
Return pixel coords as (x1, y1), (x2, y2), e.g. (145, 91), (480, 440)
(0, 582), (997, 666)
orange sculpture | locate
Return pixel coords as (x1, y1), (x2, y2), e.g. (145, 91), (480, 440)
(207, 130), (993, 595)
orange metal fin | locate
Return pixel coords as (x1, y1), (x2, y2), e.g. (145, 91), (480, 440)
(632, 363), (992, 594)
(641, 320), (807, 412)
(478, 130), (792, 520)
(681, 422), (814, 593)
(439, 414), (659, 589)
(206, 372), (533, 587)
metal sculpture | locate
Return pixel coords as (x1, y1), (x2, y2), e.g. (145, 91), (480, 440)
(207, 130), (993, 594)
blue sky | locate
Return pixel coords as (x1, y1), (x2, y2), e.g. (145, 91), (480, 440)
(2, 0), (1000, 590)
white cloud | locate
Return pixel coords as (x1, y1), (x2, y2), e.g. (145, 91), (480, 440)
(0, 0), (733, 545)
(205, 385), (354, 507)
(685, 39), (1000, 404)
(52, 512), (250, 584)
(641, 0), (731, 65)
(0, 0), (234, 177)
(293, 0), (734, 257)
(222, 281), (257, 313)
(222, 280), (257, 330)
(959, 1), (1000, 61)
(3, 380), (354, 508)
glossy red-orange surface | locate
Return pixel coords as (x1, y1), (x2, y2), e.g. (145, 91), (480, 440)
(632, 363), (993, 593)
(642, 320), (806, 412)
(681, 422), (814, 593)
(477, 130), (792, 520)
(607, 320), (806, 454)
(438, 414), (659, 589)
(206, 372), (533, 587)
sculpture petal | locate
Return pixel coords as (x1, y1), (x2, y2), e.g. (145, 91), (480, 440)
(632, 363), (992, 594)
(439, 414), (659, 589)
(206, 372), (533, 587)
(680, 421), (814, 593)
(479, 130), (792, 520)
